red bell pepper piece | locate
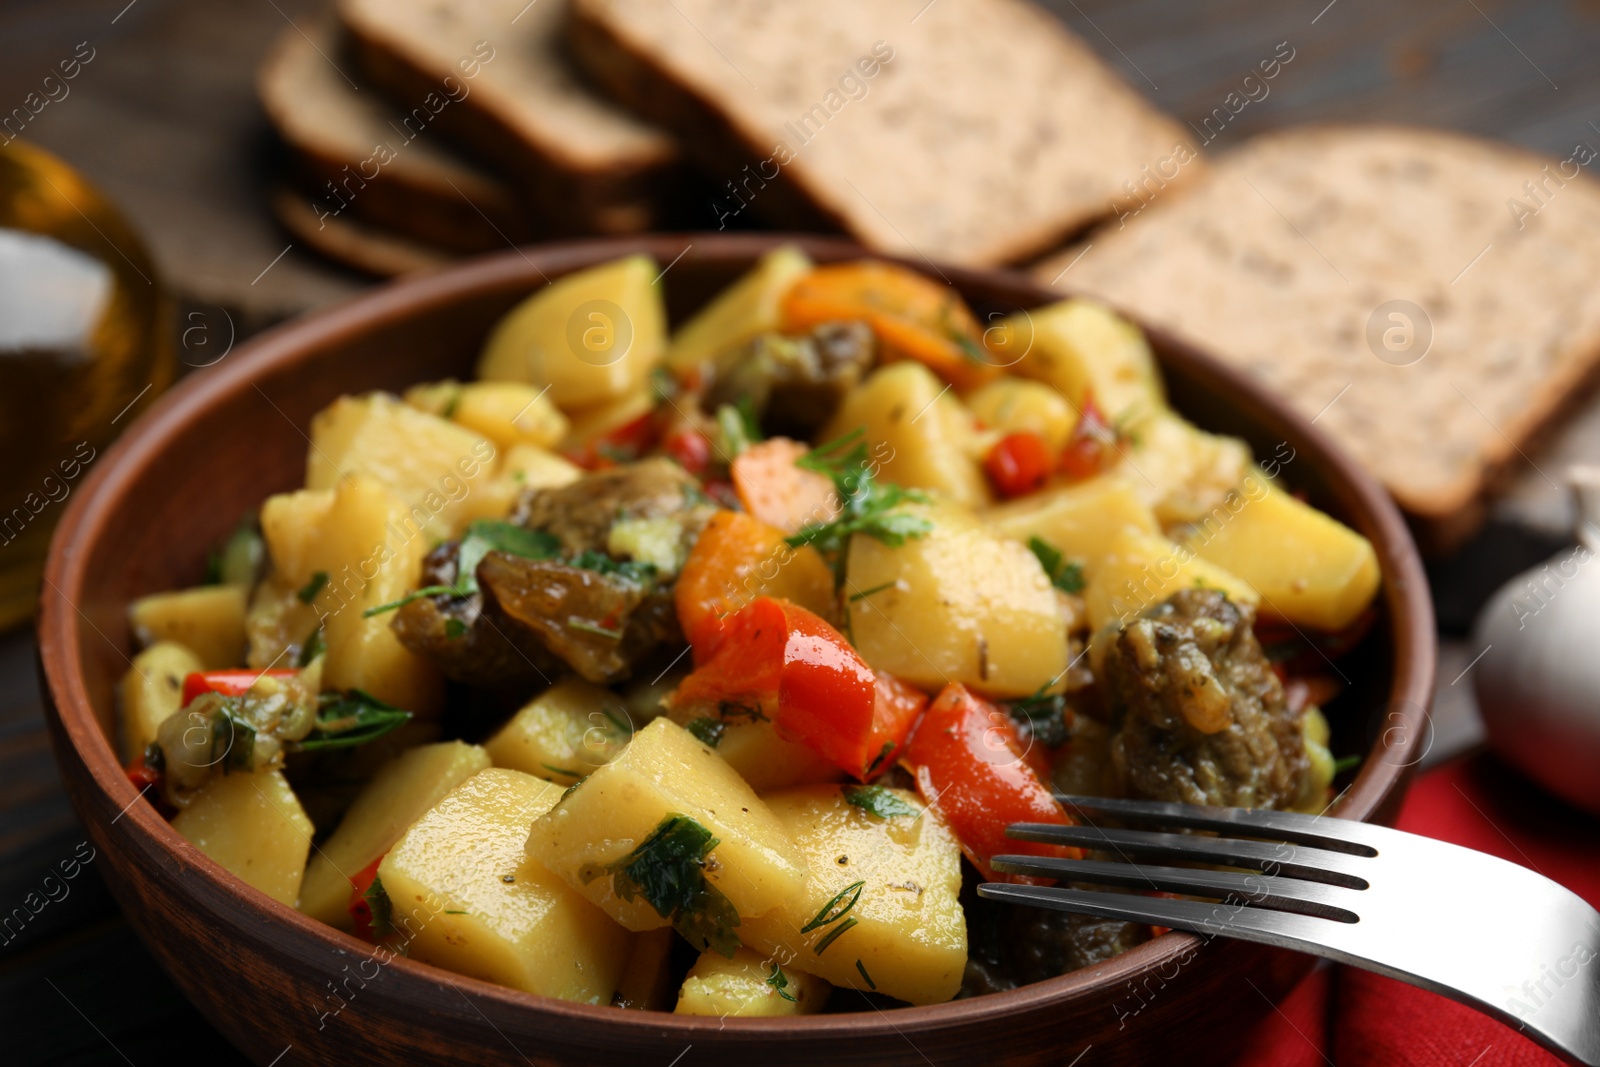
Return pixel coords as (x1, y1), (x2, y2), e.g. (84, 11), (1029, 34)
(862, 671), (929, 780)
(673, 596), (883, 778)
(983, 431), (1053, 499)
(181, 669), (296, 707)
(347, 855), (385, 943)
(662, 427), (714, 476)
(904, 682), (1079, 881)
(1057, 392), (1116, 481)
(565, 411), (660, 470)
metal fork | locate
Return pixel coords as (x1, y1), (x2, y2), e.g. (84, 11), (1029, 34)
(977, 794), (1600, 1066)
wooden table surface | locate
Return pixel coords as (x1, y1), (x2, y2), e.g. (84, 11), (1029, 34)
(2, 0), (1596, 1061)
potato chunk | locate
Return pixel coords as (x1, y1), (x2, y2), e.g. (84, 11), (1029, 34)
(1181, 471), (1380, 631)
(738, 785), (966, 1006)
(1004, 297), (1164, 426)
(665, 707), (843, 793)
(1117, 412), (1252, 528)
(964, 377), (1078, 451)
(128, 585), (247, 669)
(484, 678), (634, 786)
(527, 718), (804, 934)
(982, 475), (1160, 564)
(846, 500), (1066, 698)
(675, 946), (830, 1016)
(307, 393), (499, 541)
(822, 361), (990, 509)
(448, 381), (569, 450)
(260, 477), (441, 713)
(172, 769), (312, 907)
(478, 254), (667, 410)
(667, 245), (813, 375)
(299, 741), (491, 927)
(119, 641), (204, 763)
(379, 769), (630, 1002)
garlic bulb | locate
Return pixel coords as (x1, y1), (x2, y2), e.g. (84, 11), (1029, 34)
(1472, 466), (1600, 815)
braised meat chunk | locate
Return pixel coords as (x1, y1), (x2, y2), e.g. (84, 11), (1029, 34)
(707, 321), (875, 438)
(1104, 588), (1309, 809)
(511, 456), (715, 564)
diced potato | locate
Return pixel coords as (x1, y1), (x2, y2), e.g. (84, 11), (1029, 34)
(401, 379), (462, 417)
(129, 585), (247, 669)
(379, 769), (630, 1002)
(1082, 527), (1258, 672)
(822, 362), (990, 509)
(172, 769), (312, 907)
(260, 476), (441, 713)
(450, 381), (569, 451)
(1295, 706), (1335, 813)
(244, 573), (321, 670)
(675, 946), (830, 1016)
(478, 255), (667, 410)
(484, 678), (634, 786)
(964, 378), (1078, 452)
(299, 741), (491, 928)
(559, 389), (655, 451)
(500, 443), (582, 492)
(614, 928), (678, 1010)
(119, 641), (204, 763)
(665, 708), (843, 793)
(983, 475), (1160, 564)
(846, 500), (1066, 698)
(666, 245), (813, 375)
(1180, 469), (1379, 631)
(1003, 297), (1165, 427)
(1117, 412), (1252, 528)
(739, 785), (965, 1006)
(306, 393), (499, 541)
(527, 718), (805, 931)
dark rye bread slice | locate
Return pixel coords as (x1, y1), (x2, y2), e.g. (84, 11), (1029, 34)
(1033, 125), (1600, 552)
(258, 23), (531, 254)
(339, 0), (679, 235)
(270, 187), (454, 277)
(567, 0), (1201, 267)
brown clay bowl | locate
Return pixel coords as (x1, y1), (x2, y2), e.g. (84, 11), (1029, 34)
(38, 233), (1436, 1067)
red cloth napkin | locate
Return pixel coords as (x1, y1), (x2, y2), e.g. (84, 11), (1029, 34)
(1233, 753), (1600, 1067)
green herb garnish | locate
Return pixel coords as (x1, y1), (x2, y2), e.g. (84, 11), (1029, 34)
(443, 909), (468, 915)
(568, 550), (657, 585)
(1026, 536), (1085, 594)
(1006, 683), (1070, 749)
(567, 616), (624, 640)
(364, 875), (394, 939)
(765, 963), (798, 1002)
(209, 699), (257, 773)
(847, 581), (896, 603)
(1332, 754), (1362, 775)
(715, 398), (763, 458)
(854, 959), (877, 990)
(297, 570), (329, 604)
(540, 763), (586, 780)
(864, 741), (896, 778)
(297, 626), (325, 667)
(443, 618), (467, 640)
(293, 690), (412, 752)
(582, 814), (740, 958)
(785, 428), (932, 576)
(814, 917), (858, 954)
(362, 584), (460, 618)
(686, 717), (727, 748)
(801, 880), (865, 934)
(842, 785), (918, 820)
(364, 521), (563, 616)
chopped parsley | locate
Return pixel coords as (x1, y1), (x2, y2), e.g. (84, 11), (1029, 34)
(715, 398), (763, 457)
(364, 875), (394, 939)
(581, 814), (740, 958)
(1332, 754), (1362, 775)
(297, 570), (329, 604)
(785, 428), (933, 576)
(765, 963), (798, 1002)
(568, 550), (657, 585)
(686, 717), (727, 748)
(443, 618), (467, 640)
(1006, 683), (1070, 749)
(293, 690), (412, 752)
(842, 785), (918, 820)
(296, 626), (325, 667)
(854, 959), (877, 990)
(1026, 536), (1085, 594)
(208, 699), (257, 773)
(364, 520), (562, 616)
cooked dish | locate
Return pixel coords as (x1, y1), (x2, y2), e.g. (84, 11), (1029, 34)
(117, 248), (1379, 1014)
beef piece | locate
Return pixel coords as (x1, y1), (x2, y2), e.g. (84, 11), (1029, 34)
(707, 321), (875, 438)
(998, 905), (1151, 986)
(510, 456), (714, 562)
(1104, 588), (1308, 809)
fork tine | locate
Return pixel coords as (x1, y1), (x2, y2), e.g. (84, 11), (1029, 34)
(976, 883), (1346, 944)
(1007, 822), (1372, 889)
(988, 855), (1363, 922)
(1055, 794), (1381, 856)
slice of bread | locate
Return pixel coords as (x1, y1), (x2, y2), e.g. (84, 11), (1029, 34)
(1033, 125), (1600, 551)
(258, 22), (532, 254)
(339, 0), (679, 235)
(567, 0), (1199, 267)
(270, 187), (454, 277)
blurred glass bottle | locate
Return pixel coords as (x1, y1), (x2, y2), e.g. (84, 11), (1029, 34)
(0, 140), (173, 629)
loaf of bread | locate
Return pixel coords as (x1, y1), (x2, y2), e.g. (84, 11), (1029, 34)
(567, 0), (1200, 266)
(339, 0), (680, 235)
(1034, 125), (1600, 550)
(258, 22), (530, 255)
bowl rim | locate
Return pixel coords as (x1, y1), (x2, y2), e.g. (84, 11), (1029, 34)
(37, 232), (1436, 1037)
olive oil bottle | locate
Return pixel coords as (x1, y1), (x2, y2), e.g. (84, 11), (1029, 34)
(0, 140), (173, 629)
